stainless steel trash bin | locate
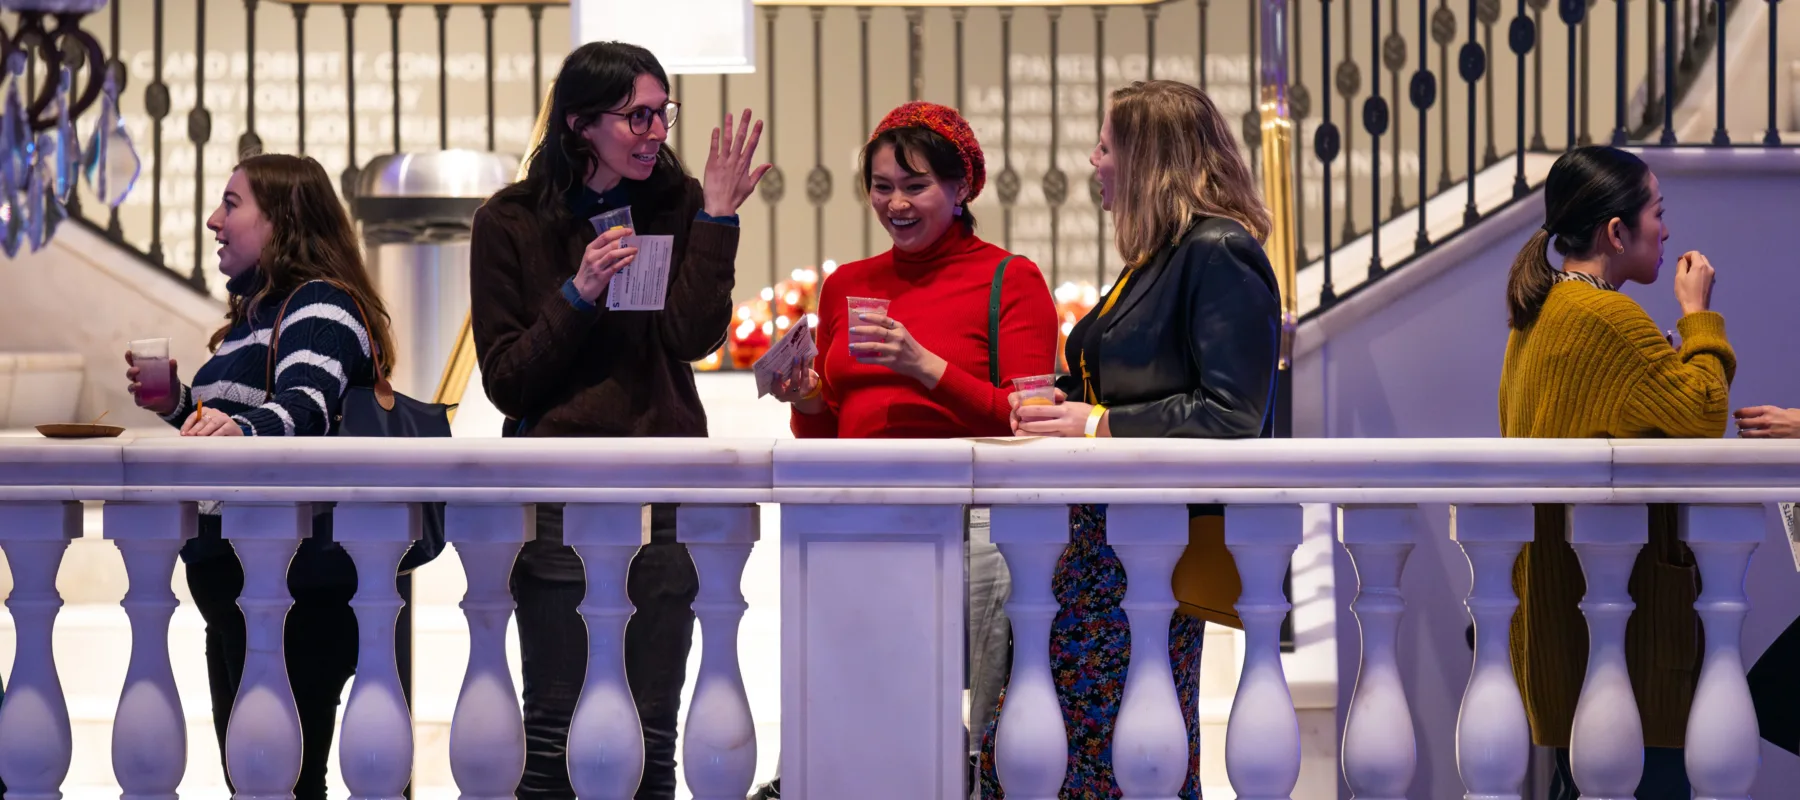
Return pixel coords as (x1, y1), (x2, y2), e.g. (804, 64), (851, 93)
(353, 150), (516, 399)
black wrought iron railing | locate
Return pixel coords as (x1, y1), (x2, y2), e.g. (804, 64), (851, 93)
(3, 0), (1789, 312)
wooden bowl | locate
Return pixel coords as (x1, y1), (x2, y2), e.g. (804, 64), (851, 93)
(36, 423), (127, 439)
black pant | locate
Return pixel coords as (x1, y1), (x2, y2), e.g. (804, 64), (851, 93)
(1551, 746), (1691, 800)
(513, 503), (699, 800)
(187, 549), (361, 800)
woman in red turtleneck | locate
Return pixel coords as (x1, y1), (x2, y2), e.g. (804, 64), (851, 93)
(758, 105), (1055, 799)
(774, 102), (1057, 438)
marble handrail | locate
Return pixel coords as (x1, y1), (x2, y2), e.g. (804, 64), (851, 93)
(0, 436), (1795, 502)
(0, 435), (1789, 800)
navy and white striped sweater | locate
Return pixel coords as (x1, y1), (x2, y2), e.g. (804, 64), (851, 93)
(162, 280), (375, 437)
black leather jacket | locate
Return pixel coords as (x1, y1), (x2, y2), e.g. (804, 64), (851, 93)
(1057, 215), (1281, 439)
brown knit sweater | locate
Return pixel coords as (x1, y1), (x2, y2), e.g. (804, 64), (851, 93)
(1499, 280), (1735, 749)
(469, 177), (738, 437)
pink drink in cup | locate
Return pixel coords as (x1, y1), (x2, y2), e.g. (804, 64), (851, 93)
(1012, 374), (1060, 407)
(846, 296), (891, 361)
(130, 338), (172, 407)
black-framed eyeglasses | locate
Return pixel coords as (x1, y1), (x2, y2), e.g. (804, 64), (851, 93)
(605, 101), (681, 135)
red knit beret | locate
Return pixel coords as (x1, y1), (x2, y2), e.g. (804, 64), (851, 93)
(870, 102), (986, 204)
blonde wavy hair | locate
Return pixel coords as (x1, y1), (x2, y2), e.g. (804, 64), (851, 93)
(1107, 81), (1270, 267)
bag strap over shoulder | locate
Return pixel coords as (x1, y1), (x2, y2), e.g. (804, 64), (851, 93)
(264, 280), (396, 411)
(988, 255), (1016, 388)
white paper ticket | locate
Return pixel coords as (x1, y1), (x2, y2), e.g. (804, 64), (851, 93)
(606, 235), (674, 311)
(1781, 501), (1800, 570)
(753, 315), (818, 398)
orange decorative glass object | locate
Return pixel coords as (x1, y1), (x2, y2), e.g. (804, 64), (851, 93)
(693, 346), (724, 371)
(727, 299), (774, 369)
(773, 267), (819, 321)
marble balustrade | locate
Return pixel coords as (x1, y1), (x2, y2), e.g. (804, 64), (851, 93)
(0, 436), (1784, 800)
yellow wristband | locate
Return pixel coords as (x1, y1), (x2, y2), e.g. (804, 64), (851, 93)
(1085, 404), (1107, 438)
(800, 381), (823, 401)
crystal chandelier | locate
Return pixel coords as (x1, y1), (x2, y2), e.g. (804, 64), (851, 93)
(0, 0), (137, 258)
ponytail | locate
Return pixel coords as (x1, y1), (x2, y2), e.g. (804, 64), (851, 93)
(1506, 229), (1558, 331)
(1508, 146), (1654, 330)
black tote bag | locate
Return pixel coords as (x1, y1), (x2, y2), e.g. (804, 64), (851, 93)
(268, 282), (452, 573)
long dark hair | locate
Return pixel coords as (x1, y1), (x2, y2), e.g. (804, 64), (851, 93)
(212, 154), (396, 377)
(1506, 146), (1652, 330)
(498, 42), (686, 220)
(860, 126), (978, 231)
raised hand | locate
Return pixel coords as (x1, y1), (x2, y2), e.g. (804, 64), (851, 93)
(703, 109), (773, 218)
(1673, 250), (1715, 316)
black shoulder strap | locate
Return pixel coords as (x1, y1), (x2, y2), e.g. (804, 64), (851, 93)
(988, 255), (1017, 387)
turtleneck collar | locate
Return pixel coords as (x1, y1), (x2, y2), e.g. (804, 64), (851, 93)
(891, 222), (979, 273)
(225, 266), (264, 299)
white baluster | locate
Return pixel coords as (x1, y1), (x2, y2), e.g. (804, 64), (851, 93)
(565, 503), (647, 799)
(779, 502), (966, 800)
(445, 503), (535, 799)
(1680, 504), (1763, 800)
(678, 504), (760, 800)
(222, 502), (310, 800)
(1338, 505), (1421, 800)
(1223, 504), (1303, 800)
(1448, 504), (1533, 800)
(989, 504), (1071, 800)
(1567, 504), (1648, 800)
(335, 503), (423, 800)
(105, 501), (199, 800)
(1105, 504), (1191, 800)
(0, 501), (80, 800)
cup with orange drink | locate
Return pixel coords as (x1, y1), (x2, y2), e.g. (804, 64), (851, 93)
(1011, 374), (1060, 407)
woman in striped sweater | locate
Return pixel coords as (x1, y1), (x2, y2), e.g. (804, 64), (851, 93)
(124, 153), (397, 799)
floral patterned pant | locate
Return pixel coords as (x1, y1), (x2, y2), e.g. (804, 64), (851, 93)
(978, 503), (1207, 800)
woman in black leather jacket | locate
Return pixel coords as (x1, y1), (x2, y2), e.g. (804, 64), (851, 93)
(979, 80), (1279, 799)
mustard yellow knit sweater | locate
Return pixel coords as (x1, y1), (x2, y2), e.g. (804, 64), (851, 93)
(1499, 279), (1735, 749)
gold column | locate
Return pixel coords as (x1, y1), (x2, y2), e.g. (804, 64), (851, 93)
(432, 313), (476, 421)
(1258, 0), (1299, 370)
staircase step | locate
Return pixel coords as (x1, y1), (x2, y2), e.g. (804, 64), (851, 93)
(1297, 152), (1560, 316)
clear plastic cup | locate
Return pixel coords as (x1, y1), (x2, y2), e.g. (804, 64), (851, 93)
(590, 206), (634, 234)
(847, 296), (891, 360)
(130, 337), (172, 407)
(1012, 374), (1060, 407)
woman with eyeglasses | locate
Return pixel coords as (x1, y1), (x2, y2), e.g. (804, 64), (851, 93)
(469, 41), (769, 800)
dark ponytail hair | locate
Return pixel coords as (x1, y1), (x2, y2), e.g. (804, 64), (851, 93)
(1506, 145), (1652, 330)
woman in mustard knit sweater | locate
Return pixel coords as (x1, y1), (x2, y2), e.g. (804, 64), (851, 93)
(1499, 145), (1731, 800)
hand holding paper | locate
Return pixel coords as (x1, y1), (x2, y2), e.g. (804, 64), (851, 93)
(606, 234), (675, 311)
(754, 315), (819, 398)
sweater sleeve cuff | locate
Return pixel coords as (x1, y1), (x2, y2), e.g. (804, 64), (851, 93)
(233, 409), (282, 437)
(159, 384), (195, 426)
(1676, 310), (1726, 342)
(931, 363), (1003, 425)
(696, 210), (740, 227)
(539, 281), (605, 338)
(688, 216), (741, 268)
(561, 277), (599, 313)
